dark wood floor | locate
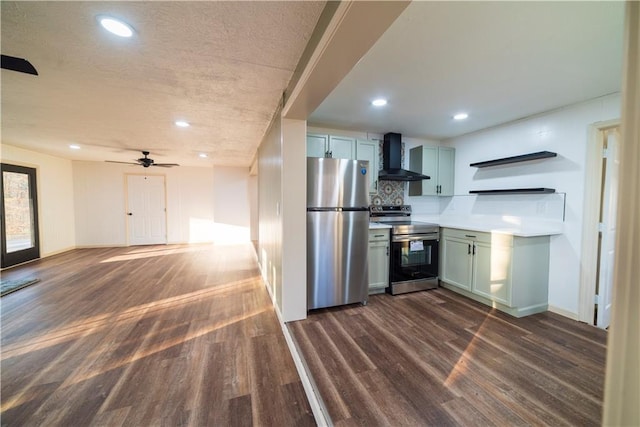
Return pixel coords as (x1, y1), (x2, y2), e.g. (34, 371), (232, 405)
(290, 288), (608, 426)
(1, 244), (314, 426)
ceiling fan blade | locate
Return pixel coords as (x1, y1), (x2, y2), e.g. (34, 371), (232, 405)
(152, 163), (180, 167)
(1, 54), (38, 75)
(105, 160), (139, 165)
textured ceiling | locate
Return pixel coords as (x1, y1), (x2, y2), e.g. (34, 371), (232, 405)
(309, 1), (624, 140)
(1, 1), (325, 167)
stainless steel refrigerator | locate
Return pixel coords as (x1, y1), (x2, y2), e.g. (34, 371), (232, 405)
(307, 157), (370, 310)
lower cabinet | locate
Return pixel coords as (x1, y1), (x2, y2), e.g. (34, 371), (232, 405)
(368, 229), (390, 294)
(440, 228), (550, 317)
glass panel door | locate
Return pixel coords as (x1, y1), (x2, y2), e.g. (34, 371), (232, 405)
(1, 164), (40, 268)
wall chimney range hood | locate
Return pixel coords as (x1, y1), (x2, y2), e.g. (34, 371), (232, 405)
(378, 132), (430, 181)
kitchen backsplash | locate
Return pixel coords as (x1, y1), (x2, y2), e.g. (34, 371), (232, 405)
(370, 140), (406, 206)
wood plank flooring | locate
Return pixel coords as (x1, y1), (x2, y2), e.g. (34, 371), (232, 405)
(289, 288), (608, 426)
(1, 244), (314, 426)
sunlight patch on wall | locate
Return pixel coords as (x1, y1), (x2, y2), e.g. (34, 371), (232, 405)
(190, 217), (250, 244)
(189, 218), (216, 243)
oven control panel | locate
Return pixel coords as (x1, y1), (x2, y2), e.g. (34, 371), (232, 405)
(370, 205), (411, 213)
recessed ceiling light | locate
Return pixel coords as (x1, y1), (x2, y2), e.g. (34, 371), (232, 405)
(199, 153), (208, 158)
(98, 16), (134, 38)
(69, 144), (81, 150)
(453, 112), (469, 120)
(372, 98), (387, 107)
(175, 120), (190, 128)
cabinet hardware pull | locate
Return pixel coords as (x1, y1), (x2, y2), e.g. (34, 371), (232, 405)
(465, 234), (476, 238)
(473, 244), (476, 255)
(468, 244), (471, 255)
(386, 246), (389, 256)
(374, 234), (385, 237)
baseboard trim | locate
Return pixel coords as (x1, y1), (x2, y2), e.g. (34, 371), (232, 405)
(548, 304), (580, 321)
(259, 271), (330, 426)
(278, 314), (331, 427)
(75, 244), (128, 249)
(1, 246), (77, 271)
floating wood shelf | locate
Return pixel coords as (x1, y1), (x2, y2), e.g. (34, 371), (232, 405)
(469, 188), (556, 195)
(470, 151), (557, 168)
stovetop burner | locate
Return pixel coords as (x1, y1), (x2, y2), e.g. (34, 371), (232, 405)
(371, 205), (439, 235)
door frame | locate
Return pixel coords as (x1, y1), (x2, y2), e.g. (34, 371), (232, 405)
(578, 119), (620, 325)
(124, 173), (168, 246)
(1, 163), (41, 268)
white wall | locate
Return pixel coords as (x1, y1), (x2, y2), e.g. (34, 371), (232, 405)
(1, 144), (76, 257)
(257, 117), (308, 322)
(212, 166), (251, 244)
(249, 174), (258, 242)
(73, 161), (128, 246)
(281, 118), (307, 322)
(443, 94), (621, 317)
(258, 116), (283, 307)
(73, 161), (250, 246)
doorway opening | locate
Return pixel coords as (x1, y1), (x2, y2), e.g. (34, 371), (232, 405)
(1, 164), (40, 268)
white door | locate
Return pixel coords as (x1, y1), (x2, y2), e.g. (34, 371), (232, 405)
(127, 175), (167, 245)
(597, 129), (620, 329)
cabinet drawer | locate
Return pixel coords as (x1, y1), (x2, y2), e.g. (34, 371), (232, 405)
(442, 228), (489, 243)
(369, 229), (390, 242)
(441, 227), (512, 246)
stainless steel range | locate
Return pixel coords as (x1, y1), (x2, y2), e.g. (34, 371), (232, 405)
(370, 205), (439, 295)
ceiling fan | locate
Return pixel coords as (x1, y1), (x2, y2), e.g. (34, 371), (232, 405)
(106, 151), (180, 168)
(1, 54), (38, 75)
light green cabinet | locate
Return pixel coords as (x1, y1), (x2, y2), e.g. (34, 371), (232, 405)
(306, 134), (356, 159)
(307, 134), (329, 158)
(408, 146), (455, 196)
(368, 229), (389, 294)
(356, 140), (379, 194)
(472, 240), (512, 305)
(440, 228), (550, 317)
(329, 136), (356, 159)
(440, 235), (473, 291)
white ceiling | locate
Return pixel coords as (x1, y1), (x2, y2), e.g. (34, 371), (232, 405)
(309, 1), (625, 140)
(1, 2), (625, 170)
(1, 1), (325, 167)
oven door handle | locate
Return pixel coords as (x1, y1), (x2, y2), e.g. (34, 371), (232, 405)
(392, 233), (438, 242)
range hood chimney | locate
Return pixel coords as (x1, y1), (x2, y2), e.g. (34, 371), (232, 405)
(378, 132), (430, 181)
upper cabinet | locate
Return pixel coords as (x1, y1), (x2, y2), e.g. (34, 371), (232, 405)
(329, 136), (356, 159)
(307, 134), (329, 158)
(306, 134), (355, 159)
(408, 146), (455, 196)
(356, 139), (379, 194)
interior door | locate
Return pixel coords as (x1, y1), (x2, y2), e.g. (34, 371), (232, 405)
(597, 128), (619, 329)
(1, 164), (40, 268)
(126, 174), (167, 246)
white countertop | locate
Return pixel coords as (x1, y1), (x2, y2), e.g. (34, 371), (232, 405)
(369, 222), (393, 230)
(411, 215), (563, 237)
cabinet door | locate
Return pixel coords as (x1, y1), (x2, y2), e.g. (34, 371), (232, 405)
(307, 134), (328, 158)
(329, 136), (356, 159)
(368, 240), (389, 291)
(472, 241), (512, 305)
(437, 147), (455, 196)
(356, 140), (379, 193)
(408, 146), (439, 196)
(441, 236), (473, 290)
